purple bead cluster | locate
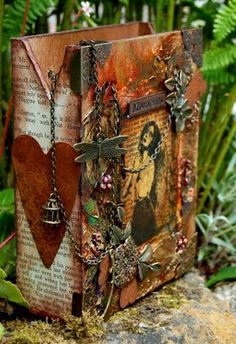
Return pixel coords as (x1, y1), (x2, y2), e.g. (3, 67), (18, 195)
(182, 159), (192, 187)
(176, 235), (188, 253)
(100, 173), (113, 191)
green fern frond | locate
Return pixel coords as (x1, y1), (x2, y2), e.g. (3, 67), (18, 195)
(203, 68), (235, 85)
(3, 0), (55, 52)
(203, 44), (236, 71)
(213, 0), (236, 42)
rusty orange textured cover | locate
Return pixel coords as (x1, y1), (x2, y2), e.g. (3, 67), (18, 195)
(11, 22), (205, 318)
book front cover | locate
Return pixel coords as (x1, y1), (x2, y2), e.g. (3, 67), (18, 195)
(74, 29), (205, 315)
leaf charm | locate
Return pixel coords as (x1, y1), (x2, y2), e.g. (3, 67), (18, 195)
(138, 244), (153, 263)
(110, 222), (132, 246)
(138, 262), (149, 281)
(164, 68), (193, 132)
(137, 244), (160, 281)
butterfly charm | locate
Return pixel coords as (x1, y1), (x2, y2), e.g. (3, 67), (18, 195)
(74, 135), (128, 163)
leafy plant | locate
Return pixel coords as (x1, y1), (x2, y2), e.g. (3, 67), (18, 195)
(206, 266), (236, 288)
(203, 68), (235, 85)
(197, 168), (236, 273)
(0, 188), (16, 277)
(204, 45), (236, 72)
(0, 267), (29, 307)
(2, 0), (55, 52)
(213, 0), (236, 43)
(202, 0), (236, 87)
(203, 44), (236, 85)
(217, 171), (236, 206)
(196, 0), (236, 275)
(197, 212), (236, 268)
(0, 323), (4, 341)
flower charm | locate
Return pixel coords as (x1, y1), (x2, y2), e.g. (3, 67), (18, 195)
(176, 235), (188, 253)
(81, 1), (94, 17)
(165, 68), (192, 132)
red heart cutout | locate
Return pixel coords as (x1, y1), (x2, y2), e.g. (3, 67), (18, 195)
(12, 135), (80, 268)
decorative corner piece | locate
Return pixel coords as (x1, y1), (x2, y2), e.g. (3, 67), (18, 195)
(69, 40), (112, 95)
(165, 68), (193, 132)
(182, 29), (203, 68)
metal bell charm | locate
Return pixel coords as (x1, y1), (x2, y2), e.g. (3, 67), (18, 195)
(41, 193), (61, 226)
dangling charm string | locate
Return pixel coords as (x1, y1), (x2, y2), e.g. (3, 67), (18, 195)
(41, 70), (62, 226)
(48, 70), (59, 196)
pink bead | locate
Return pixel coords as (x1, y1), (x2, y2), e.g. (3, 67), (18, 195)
(100, 183), (107, 189)
(106, 183), (112, 190)
(94, 250), (100, 257)
(107, 175), (112, 183)
(103, 176), (109, 184)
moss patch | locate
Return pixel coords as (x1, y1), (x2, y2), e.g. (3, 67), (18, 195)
(3, 312), (105, 344)
(2, 279), (186, 342)
(155, 285), (186, 309)
(3, 319), (67, 344)
(107, 308), (142, 334)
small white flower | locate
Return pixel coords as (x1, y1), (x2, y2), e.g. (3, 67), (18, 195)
(191, 19), (206, 28)
(81, 1), (94, 17)
(195, 0), (208, 7)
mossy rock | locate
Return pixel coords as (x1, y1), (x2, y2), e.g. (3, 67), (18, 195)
(2, 270), (236, 344)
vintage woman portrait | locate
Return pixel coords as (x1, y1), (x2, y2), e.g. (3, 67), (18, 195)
(123, 120), (164, 246)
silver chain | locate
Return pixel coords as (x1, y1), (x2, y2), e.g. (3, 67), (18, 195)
(80, 40), (103, 140)
(111, 83), (121, 137)
(48, 70), (58, 194)
(48, 65), (110, 266)
(55, 189), (111, 265)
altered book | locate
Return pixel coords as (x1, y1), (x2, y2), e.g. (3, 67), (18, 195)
(11, 22), (206, 318)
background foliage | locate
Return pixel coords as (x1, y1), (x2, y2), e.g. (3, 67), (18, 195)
(0, 0), (235, 293)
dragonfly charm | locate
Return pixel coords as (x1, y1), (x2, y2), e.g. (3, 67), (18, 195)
(74, 135), (128, 163)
